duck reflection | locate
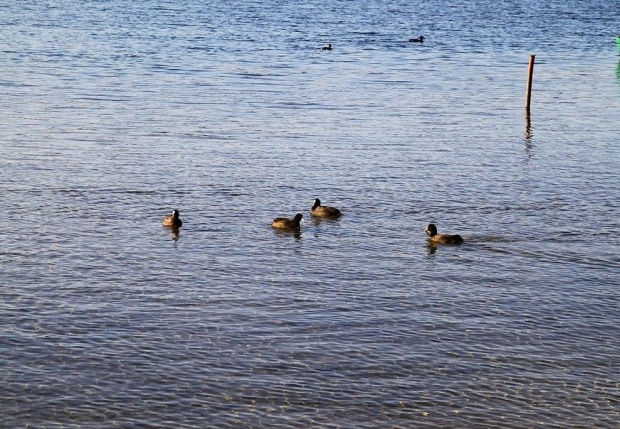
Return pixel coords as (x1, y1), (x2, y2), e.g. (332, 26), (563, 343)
(169, 226), (180, 242)
(310, 216), (340, 227)
(273, 228), (302, 241)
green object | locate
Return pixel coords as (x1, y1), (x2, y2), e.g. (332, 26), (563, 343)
(617, 36), (620, 51)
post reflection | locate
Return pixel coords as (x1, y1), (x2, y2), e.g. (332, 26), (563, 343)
(524, 108), (533, 158)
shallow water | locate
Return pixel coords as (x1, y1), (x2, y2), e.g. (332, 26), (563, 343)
(2, 0), (620, 427)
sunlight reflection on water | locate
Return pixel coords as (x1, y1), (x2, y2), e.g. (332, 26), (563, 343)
(1, 0), (619, 427)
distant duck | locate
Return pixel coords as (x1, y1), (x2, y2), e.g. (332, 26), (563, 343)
(162, 209), (182, 228)
(310, 198), (342, 218)
(408, 35), (425, 43)
(424, 223), (463, 244)
(272, 213), (303, 229)
(322, 43), (333, 50)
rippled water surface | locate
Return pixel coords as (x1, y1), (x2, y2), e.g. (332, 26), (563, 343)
(2, 0), (620, 427)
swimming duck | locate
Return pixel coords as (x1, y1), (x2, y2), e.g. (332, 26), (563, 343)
(408, 35), (425, 43)
(322, 43), (332, 50)
(162, 209), (182, 228)
(310, 198), (342, 218)
(272, 213), (303, 229)
(424, 223), (463, 244)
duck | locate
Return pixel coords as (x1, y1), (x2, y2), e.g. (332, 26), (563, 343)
(322, 43), (333, 50)
(162, 209), (182, 228)
(408, 35), (425, 43)
(424, 223), (463, 244)
(310, 198), (342, 218)
(272, 213), (303, 229)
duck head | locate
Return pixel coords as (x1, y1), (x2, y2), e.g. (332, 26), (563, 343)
(425, 223), (437, 237)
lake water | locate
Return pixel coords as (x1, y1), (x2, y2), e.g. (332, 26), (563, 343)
(2, 0), (619, 427)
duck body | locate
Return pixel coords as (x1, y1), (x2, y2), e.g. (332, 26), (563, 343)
(162, 209), (182, 227)
(310, 198), (341, 218)
(425, 223), (463, 244)
(408, 35), (425, 43)
(322, 43), (332, 50)
(272, 213), (303, 229)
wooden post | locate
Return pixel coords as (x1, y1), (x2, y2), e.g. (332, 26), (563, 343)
(525, 55), (535, 111)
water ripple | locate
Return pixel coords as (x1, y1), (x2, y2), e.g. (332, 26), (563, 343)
(2, 0), (620, 427)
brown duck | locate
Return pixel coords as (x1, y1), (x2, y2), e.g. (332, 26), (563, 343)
(272, 213), (303, 229)
(425, 223), (463, 244)
(162, 209), (182, 228)
(310, 198), (342, 218)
